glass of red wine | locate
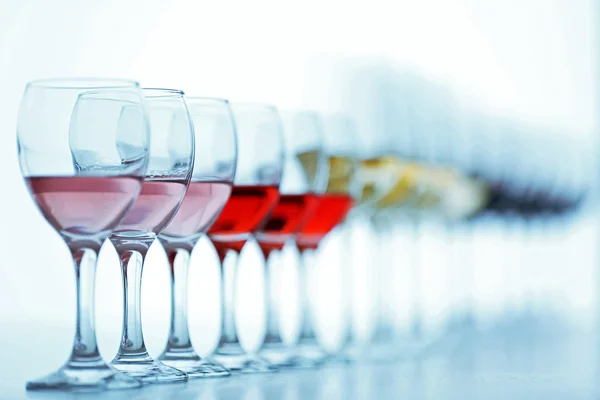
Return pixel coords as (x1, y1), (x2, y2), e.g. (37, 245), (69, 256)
(293, 115), (358, 365)
(255, 111), (326, 368)
(207, 103), (284, 373)
(157, 97), (237, 378)
(19, 78), (150, 391)
(108, 88), (194, 384)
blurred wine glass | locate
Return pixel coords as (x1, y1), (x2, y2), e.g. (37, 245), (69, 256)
(207, 103), (284, 374)
(256, 110), (326, 368)
(157, 97), (237, 378)
(293, 114), (359, 365)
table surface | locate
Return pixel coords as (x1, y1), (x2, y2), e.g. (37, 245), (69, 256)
(2, 323), (600, 400)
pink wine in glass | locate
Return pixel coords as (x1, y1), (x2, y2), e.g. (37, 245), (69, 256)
(257, 193), (319, 252)
(209, 185), (280, 253)
(296, 193), (354, 251)
(160, 181), (233, 244)
(114, 179), (188, 235)
(26, 176), (142, 237)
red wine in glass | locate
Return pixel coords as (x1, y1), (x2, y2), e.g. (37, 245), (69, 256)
(257, 193), (319, 253)
(113, 179), (188, 234)
(26, 176), (142, 237)
(160, 181), (232, 242)
(209, 185), (279, 252)
(296, 193), (354, 251)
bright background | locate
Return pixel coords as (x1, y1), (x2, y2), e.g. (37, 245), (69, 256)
(0, 0), (597, 387)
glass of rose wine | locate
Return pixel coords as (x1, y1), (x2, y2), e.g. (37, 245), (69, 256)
(108, 88), (194, 384)
(207, 103), (284, 373)
(293, 115), (359, 365)
(255, 111), (326, 368)
(18, 78), (150, 391)
(157, 97), (237, 378)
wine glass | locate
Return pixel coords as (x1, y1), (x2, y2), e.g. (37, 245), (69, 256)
(332, 63), (425, 361)
(468, 114), (522, 335)
(255, 111), (326, 368)
(108, 88), (194, 384)
(18, 78), (149, 391)
(157, 97), (237, 378)
(293, 114), (359, 365)
(334, 67), (414, 362)
(354, 71), (480, 360)
(207, 103), (284, 373)
(404, 81), (485, 353)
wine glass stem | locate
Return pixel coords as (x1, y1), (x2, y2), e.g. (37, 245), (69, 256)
(298, 249), (316, 343)
(164, 248), (194, 353)
(217, 249), (241, 349)
(370, 220), (396, 343)
(263, 249), (282, 345)
(339, 224), (353, 348)
(463, 224), (475, 322)
(410, 218), (423, 338)
(113, 244), (150, 358)
(68, 244), (103, 365)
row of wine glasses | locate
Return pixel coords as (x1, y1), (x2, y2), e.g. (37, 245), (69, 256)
(19, 78), (365, 392)
(19, 76), (589, 393)
(326, 59), (592, 362)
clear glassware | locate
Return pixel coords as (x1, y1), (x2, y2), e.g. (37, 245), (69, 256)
(157, 97), (237, 378)
(293, 115), (360, 366)
(207, 103), (284, 374)
(109, 88), (194, 384)
(335, 63), (424, 361)
(442, 106), (485, 339)
(18, 78), (149, 391)
(403, 80), (478, 354)
(350, 70), (481, 360)
(255, 111), (327, 368)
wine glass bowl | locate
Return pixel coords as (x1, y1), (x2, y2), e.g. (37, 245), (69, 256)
(292, 114), (360, 366)
(296, 115), (359, 252)
(159, 97), (237, 249)
(112, 89), (194, 237)
(256, 111), (325, 252)
(208, 103), (283, 252)
(22, 87), (150, 243)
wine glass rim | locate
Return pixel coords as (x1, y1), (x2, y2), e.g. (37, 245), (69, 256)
(26, 77), (140, 89)
(186, 96), (230, 104)
(321, 112), (353, 120)
(230, 101), (278, 112)
(142, 88), (185, 98)
(279, 109), (321, 118)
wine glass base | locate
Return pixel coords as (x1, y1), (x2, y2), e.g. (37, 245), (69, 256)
(261, 345), (324, 370)
(295, 341), (329, 363)
(321, 353), (352, 367)
(279, 354), (326, 369)
(366, 339), (425, 363)
(211, 353), (278, 374)
(160, 357), (231, 379)
(111, 359), (187, 384)
(26, 364), (142, 392)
